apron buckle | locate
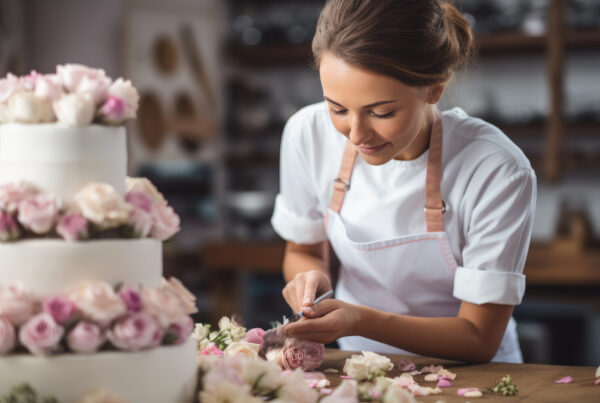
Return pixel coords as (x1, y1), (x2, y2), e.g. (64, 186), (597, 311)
(424, 200), (447, 214)
(334, 178), (350, 191)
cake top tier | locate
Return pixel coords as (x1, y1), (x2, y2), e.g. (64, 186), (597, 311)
(0, 64), (139, 127)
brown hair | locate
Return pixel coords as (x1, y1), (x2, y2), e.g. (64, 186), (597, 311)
(312, 0), (474, 86)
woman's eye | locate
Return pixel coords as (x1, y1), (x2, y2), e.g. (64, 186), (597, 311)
(331, 109), (347, 115)
(370, 111), (395, 119)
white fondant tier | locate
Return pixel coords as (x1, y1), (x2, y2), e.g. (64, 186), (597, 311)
(0, 239), (162, 296)
(0, 123), (127, 204)
(0, 338), (198, 402)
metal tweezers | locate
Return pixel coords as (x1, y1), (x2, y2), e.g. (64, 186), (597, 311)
(287, 290), (334, 323)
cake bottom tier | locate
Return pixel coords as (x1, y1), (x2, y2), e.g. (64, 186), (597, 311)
(0, 338), (198, 403)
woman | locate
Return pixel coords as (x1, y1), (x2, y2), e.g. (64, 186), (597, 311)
(271, 0), (536, 363)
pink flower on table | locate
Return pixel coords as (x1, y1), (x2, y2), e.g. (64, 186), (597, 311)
(0, 316), (16, 354)
(150, 203), (180, 241)
(437, 378), (452, 388)
(161, 277), (198, 315)
(56, 213), (89, 241)
(35, 74), (63, 102)
(68, 281), (127, 328)
(105, 78), (139, 119)
(0, 211), (20, 242)
(556, 376), (573, 384)
(282, 338), (325, 371)
(125, 178), (167, 206)
(0, 73), (24, 103)
(141, 287), (187, 328)
(119, 285), (143, 313)
(397, 358), (416, 372)
(0, 283), (36, 325)
(200, 342), (223, 356)
(0, 181), (38, 214)
(42, 295), (75, 324)
(165, 316), (194, 345)
(17, 193), (60, 234)
(18, 312), (64, 355)
(125, 191), (154, 238)
(67, 321), (106, 353)
(107, 312), (163, 351)
(244, 327), (266, 344)
(457, 387), (480, 396)
(73, 183), (132, 229)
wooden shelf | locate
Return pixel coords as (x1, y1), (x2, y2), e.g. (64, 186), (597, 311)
(525, 243), (600, 287)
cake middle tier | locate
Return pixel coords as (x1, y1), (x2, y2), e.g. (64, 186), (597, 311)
(0, 239), (162, 295)
(0, 123), (127, 204)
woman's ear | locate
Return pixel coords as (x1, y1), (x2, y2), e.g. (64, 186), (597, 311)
(426, 85), (446, 104)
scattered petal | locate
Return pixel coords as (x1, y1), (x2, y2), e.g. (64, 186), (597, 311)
(320, 388), (332, 395)
(594, 378), (600, 385)
(421, 365), (443, 374)
(424, 373), (439, 382)
(437, 368), (456, 380)
(465, 390), (483, 397)
(316, 379), (330, 388)
(408, 370), (421, 376)
(373, 391), (382, 399)
(437, 379), (452, 388)
(457, 388), (480, 396)
(324, 368), (339, 374)
(340, 375), (353, 379)
(556, 376), (573, 384)
(397, 358), (416, 372)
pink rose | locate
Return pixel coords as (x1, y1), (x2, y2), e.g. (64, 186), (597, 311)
(67, 321), (106, 353)
(18, 194), (60, 234)
(0, 181), (38, 214)
(18, 313), (64, 355)
(42, 295), (75, 324)
(0, 211), (20, 242)
(0, 316), (16, 354)
(161, 277), (198, 315)
(126, 191), (154, 238)
(119, 285), (143, 312)
(68, 281), (127, 328)
(282, 338), (325, 371)
(56, 213), (89, 241)
(106, 78), (139, 119)
(0, 283), (36, 325)
(150, 204), (180, 241)
(244, 328), (266, 345)
(166, 316), (194, 345)
(125, 178), (167, 206)
(35, 74), (63, 102)
(99, 96), (126, 124)
(200, 342), (223, 356)
(141, 287), (187, 328)
(0, 73), (24, 103)
(107, 312), (163, 351)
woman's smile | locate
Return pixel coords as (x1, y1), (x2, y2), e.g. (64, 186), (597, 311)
(357, 142), (390, 154)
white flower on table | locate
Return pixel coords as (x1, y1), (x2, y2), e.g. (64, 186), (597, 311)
(224, 340), (260, 360)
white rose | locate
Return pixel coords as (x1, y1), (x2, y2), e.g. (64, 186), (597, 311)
(107, 78), (139, 119)
(161, 277), (198, 315)
(0, 73), (24, 103)
(35, 74), (64, 102)
(74, 183), (131, 229)
(343, 354), (369, 381)
(363, 350), (393, 373)
(224, 341), (259, 359)
(68, 281), (127, 328)
(125, 177), (167, 206)
(193, 323), (210, 342)
(382, 386), (417, 403)
(8, 91), (54, 123)
(141, 287), (187, 328)
(218, 316), (233, 331)
(53, 93), (95, 127)
(242, 358), (282, 392)
(75, 73), (112, 105)
(56, 64), (107, 92)
(265, 347), (284, 368)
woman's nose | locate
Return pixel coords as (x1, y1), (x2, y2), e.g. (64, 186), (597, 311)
(348, 115), (372, 145)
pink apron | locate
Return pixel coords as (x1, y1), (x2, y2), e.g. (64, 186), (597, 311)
(325, 106), (522, 362)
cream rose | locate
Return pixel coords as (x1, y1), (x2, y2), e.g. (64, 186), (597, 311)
(53, 93), (95, 127)
(0, 73), (23, 103)
(68, 281), (127, 328)
(141, 287), (187, 328)
(242, 357), (283, 393)
(106, 78), (139, 119)
(17, 193), (61, 234)
(56, 64), (107, 93)
(74, 183), (132, 229)
(362, 350), (394, 373)
(8, 91), (55, 123)
(0, 283), (36, 325)
(0, 316), (16, 354)
(161, 277), (198, 314)
(125, 177), (167, 206)
(0, 181), (38, 214)
(35, 74), (63, 102)
(224, 341), (259, 359)
(75, 73), (112, 105)
(343, 355), (370, 381)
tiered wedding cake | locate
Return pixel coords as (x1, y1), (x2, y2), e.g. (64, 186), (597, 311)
(0, 65), (197, 402)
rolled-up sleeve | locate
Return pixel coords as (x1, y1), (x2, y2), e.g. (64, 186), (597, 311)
(453, 168), (537, 305)
(271, 111), (328, 244)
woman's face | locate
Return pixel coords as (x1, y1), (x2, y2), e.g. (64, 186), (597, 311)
(319, 53), (433, 166)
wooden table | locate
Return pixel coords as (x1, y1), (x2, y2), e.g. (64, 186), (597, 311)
(322, 349), (600, 402)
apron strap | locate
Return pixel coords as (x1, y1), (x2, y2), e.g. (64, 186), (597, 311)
(328, 105), (445, 232)
(329, 141), (357, 213)
(425, 107), (445, 232)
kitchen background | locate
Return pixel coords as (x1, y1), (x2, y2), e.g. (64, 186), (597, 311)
(2, 0), (599, 366)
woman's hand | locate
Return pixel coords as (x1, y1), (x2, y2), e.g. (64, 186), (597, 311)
(282, 270), (332, 314)
(284, 299), (362, 344)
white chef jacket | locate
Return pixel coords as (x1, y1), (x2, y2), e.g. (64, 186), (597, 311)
(271, 101), (536, 307)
